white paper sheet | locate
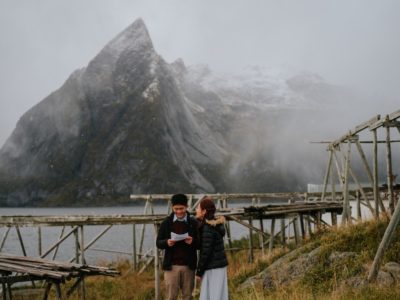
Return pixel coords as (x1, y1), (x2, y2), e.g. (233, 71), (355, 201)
(171, 232), (189, 241)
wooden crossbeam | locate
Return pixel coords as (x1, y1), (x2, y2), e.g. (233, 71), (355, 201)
(369, 110), (400, 130)
(329, 115), (380, 147)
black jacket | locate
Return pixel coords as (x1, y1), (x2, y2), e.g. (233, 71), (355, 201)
(196, 216), (228, 277)
(156, 212), (199, 270)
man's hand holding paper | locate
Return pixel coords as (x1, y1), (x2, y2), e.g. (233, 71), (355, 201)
(170, 232), (189, 241)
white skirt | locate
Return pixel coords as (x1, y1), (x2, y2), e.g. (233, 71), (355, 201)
(200, 267), (228, 300)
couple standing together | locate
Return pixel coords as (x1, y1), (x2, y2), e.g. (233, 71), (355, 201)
(156, 194), (229, 300)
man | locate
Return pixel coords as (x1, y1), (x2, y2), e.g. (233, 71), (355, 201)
(156, 194), (199, 300)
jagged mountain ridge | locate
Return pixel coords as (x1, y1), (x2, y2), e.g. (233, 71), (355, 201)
(0, 19), (353, 206)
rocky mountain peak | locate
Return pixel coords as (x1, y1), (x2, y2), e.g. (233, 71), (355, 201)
(102, 18), (154, 57)
(82, 18), (158, 96)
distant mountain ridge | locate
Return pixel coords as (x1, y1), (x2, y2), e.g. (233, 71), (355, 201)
(0, 19), (358, 206)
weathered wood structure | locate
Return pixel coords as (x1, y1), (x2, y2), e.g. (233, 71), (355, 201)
(316, 109), (400, 223)
(312, 108), (400, 282)
(0, 253), (118, 300)
(0, 195), (343, 299)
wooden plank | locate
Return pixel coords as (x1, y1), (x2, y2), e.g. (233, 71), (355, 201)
(0, 215), (167, 227)
(370, 110), (400, 130)
(389, 109), (400, 121)
(269, 218), (275, 253)
(321, 150), (333, 201)
(386, 123), (395, 214)
(281, 219), (286, 247)
(330, 115), (380, 147)
(355, 140), (374, 185)
(228, 216), (269, 238)
(154, 223), (160, 300)
(259, 218), (265, 255)
(15, 226), (27, 257)
(368, 196), (400, 281)
(356, 191), (361, 220)
(248, 217), (254, 263)
(52, 226), (65, 261)
(131, 193), (309, 201)
(132, 224), (137, 271)
(332, 149), (345, 192)
(41, 227), (78, 259)
(0, 228), (10, 251)
(348, 165), (374, 215)
(342, 141), (351, 225)
(293, 216), (300, 245)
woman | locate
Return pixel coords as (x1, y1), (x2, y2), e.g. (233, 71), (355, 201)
(195, 196), (229, 300)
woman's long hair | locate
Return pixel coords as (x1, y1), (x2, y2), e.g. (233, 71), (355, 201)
(199, 196), (216, 221)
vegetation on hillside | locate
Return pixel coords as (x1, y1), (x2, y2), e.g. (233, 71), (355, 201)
(13, 218), (400, 299)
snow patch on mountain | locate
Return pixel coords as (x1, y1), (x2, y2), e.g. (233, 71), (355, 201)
(185, 64), (331, 110)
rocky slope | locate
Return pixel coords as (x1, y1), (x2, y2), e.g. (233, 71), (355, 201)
(0, 19), (359, 206)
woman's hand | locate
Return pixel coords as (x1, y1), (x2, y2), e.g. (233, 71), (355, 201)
(167, 239), (176, 247)
(195, 275), (202, 282)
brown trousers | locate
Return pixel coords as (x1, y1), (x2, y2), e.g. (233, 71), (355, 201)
(164, 265), (195, 300)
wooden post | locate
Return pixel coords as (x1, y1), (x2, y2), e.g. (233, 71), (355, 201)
(154, 223), (160, 300)
(1, 279), (6, 300)
(372, 128), (386, 217)
(71, 227), (81, 300)
(331, 160), (336, 202)
(74, 229), (80, 264)
(306, 215), (312, 236)
(55, 283), (63, 300)
(259, 217), (265, 255)
(223, 197), (233, 250)
(269, 218), (275, 253)
(368, 197), (400, 281)
(342, 140), (352, 225)
(386, 121), (395, 215)
(299, 214), (306, 239)
(43, 282), (52, 300)
(80, 226), (86, 300)
(356, 190), (361, 220)
(6, 283), (11, 300)
(315, 213), (322, 231)
(281, 219), (286, 247)
(139, 198), (150, 256)
(293, 216), (300, 245)
(80, 226), (85, 264)
(321, 150), (333, 201)
(38, 226), (42, 257)
(132, 224), (137, 271)
(331, 212), (338, 227)
(248, 217), (254, 263)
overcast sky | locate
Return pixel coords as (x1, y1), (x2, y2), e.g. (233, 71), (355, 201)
(0, 0), (399, 146)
